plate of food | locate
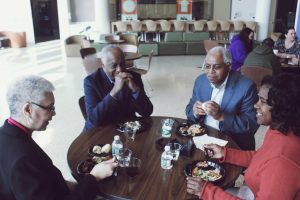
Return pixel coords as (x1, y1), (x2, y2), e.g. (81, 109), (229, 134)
(177, 123), (206, 137)
(116, 120), (145, 134)
(184, 160), (225, 184)
(88, 144), (111, 157)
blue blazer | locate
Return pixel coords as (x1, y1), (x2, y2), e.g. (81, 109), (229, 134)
(84, 68), (153, 130)
(186, 71), (259, 150)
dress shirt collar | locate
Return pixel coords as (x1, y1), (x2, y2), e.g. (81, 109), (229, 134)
(209, 73), (229, 90)
(7, 117), (31, 136)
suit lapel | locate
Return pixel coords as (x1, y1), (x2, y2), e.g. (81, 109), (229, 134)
(203, 76), (213, 101)
(221, 72), (235, 110)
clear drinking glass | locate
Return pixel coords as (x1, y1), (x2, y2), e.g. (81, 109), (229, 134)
(115, 148), (132, 167)
(125, 157), (142, 178)
(161, 119), (174, 138)
(167, 143), (182, 160)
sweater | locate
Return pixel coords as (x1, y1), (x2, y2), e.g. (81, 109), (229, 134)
(200, 128), (300, 200)
(228, 35), (249, 71)
(244, 45), (282, 75)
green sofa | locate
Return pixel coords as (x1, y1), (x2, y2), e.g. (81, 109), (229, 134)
(158, 32), (210, 55)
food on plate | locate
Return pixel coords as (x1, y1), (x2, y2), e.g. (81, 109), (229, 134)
(124, 121), (141, 131)
(179, 125), (189, 134)
(92, 155), (112, 163)
(92, 145), (102, 154)
(196, 161), (209, 168)
(101, 144), (111, 154)
(192, 161), (223, 182)
(92, 144), (111, 155)
(187, 124), (204, 136)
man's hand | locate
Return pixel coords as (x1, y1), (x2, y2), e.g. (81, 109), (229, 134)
(110, 73), (126, 98)
(193, 101), (206, 117)
(202, 101), (224, 121)
(122, 72), (140, 92)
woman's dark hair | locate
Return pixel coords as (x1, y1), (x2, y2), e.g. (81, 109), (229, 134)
(279, 26), (295, 40)
(238, 27), (254, 53)
(264, 74), (300, 136)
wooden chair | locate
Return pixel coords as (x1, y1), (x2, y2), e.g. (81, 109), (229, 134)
(145, 20), (158, 42)
(115, 21), (129, 33)
(207, 20), (219, 39)
(159, 20), (172, 42)
(119, 34), (138, 46)
(128, 50), (154, 91)
(78, 96), (87, 120)
(202, 40), (219, 70)
(65, 35), (87, 57)
(241, 66), (272, 88)
(193, 20), (207, 32)
(119, 44), (138, 53)
(173, 20), (186, 32)
(130, 20), (143, 41)
(80, 47), (96, 59)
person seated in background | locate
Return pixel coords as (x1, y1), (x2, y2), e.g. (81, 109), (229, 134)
(0, 75), (117, 200)
(83, 45), (153, 131)
(186, 46), (258, 150)
(228, 27), (254, 71)
(274, 26), (300, 59)
(244, 37), (282, 74)
(186, 74), (300, 200)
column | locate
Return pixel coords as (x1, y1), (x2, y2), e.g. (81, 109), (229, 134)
(94, 0), (111, 34)
(255, 0), (272, 41)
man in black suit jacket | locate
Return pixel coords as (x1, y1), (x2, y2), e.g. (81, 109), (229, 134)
(0, 75), (117, 200)
(83, 45), (153, 130)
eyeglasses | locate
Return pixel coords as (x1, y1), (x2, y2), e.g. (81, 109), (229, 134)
(30, 102), (55, 112)
(203, 63), (226, 71)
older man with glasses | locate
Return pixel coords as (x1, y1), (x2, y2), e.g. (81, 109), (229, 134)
(83, 45), (153, 131)
(186, 46), (259, 150)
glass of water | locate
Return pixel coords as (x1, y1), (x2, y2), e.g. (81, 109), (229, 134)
(161, 119), (174, 138)
(167, 143), (182, 161)
(116, 148), (132, 167)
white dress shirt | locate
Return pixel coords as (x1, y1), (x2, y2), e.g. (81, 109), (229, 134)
(204, 74), (229, 130)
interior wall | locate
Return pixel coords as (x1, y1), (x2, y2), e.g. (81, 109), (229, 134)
(269, 0), (278, 35)
(213, 0), (231, 20)
(70, 0), (95, 22)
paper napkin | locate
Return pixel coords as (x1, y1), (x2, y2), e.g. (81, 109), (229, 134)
(193, 134), (228, 151)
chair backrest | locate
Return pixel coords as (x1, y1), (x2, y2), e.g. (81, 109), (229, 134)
(82, 55), (102, 75)
(219, 20), (232, 31)
(119, 34), (138, 45)
(145, 20), (157, 32)
(119, 44), (138, 53)
(203, 40), (219, 53)
(160, 20), (172, 32)
(105, 35), (120, 42)
(173, 21), (186, 31)
(206, 21), (219, 31)
(115, 21), (128, 32)
(65, 35), (87, 44)
(240, 66), (272, 88)
(245, 21), (257, 32)
(233, 20), (245, 32)
(193, 20), (207, 31)
(80, 47), (96, 59)
(131, 21), (143, 32)
(78, 96), (87, 120)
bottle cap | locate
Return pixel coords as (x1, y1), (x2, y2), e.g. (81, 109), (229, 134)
(164, 146), (170, 151)
(114, 135), (120, 140)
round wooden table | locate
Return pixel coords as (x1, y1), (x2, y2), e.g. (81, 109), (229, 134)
(124, 52), (143, 61)
(67, 116), (242, 200)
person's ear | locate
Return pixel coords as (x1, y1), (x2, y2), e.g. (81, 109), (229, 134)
(22, 103), (32, 118)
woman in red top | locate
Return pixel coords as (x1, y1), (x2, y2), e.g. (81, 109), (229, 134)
(186, 73), (300, 200)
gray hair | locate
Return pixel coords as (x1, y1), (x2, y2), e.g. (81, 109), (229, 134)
(99, 45), (125, 67)
(206, 46), (232, 64)
(6, 75), (55, 117)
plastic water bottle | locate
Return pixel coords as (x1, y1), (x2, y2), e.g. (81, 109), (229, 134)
(161, 146), (173, 170)
(112, 135), (123, 157)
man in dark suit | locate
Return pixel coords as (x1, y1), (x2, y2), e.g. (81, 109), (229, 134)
(83, 45), (153, 130)
(186, 46), (259, 150)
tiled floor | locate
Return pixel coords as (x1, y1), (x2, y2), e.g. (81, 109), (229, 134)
(0, 40), (267, 182)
